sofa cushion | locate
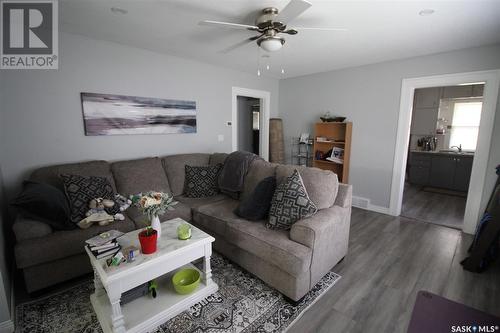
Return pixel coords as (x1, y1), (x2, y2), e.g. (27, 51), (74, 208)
(184, 164), (222, 198)
(226, 219), (312, 277)
(175, 194), (228, 209)
(193, 199), (312, 277)
(162, 154), (211, 196)
(127, 202), (192, 229)
(30, 160), (116, 192)
(11, 181), (73, 230)
(276, 165), (339, 210)
(192, 199), (239, 236)
(241, 159), (277, 201)
(61, 174), (115, 224)
(209, 153), (228, 166)
(268, 170), (317, 230)
(111, 157), (171, 196)
(15, 217), (136, 269)
(235, 176), (276, 221)
(13, 216), (53, 242)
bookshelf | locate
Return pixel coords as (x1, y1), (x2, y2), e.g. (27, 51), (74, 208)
(312, 122), (352, 183)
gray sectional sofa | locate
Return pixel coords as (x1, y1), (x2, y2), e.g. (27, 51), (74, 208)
(13, 153), (352, 301)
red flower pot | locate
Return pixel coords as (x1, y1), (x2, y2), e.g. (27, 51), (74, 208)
(138, 229), (157, 254)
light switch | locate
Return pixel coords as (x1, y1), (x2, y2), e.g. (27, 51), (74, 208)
(217, 134), (224, 142)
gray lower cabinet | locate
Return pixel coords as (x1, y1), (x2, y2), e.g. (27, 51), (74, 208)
(429, 155), (456, 189)
(408, 152), (473, 192)
(453, 157), (473, 192)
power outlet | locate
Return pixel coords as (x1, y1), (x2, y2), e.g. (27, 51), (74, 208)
(217, 134), (224, 142)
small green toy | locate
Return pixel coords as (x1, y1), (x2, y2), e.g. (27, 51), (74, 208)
(148, 280), (158, 298)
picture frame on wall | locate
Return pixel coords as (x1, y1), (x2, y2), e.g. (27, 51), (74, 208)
(80, 92), (197, 136)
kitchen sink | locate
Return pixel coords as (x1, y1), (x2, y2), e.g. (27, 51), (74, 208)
(439, 149), (474, 155)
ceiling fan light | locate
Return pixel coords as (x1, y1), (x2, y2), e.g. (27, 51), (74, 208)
(258, 37), (285, 52)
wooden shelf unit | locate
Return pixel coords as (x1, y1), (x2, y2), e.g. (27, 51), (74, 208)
(312, 122), (352, 183)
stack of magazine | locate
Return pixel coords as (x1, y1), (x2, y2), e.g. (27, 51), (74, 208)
(86, 230), (124, 259)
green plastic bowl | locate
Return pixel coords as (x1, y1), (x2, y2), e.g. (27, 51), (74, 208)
(172, 268), (200, 295)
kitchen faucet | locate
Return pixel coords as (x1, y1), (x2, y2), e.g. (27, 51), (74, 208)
(451, 144), (462, 152)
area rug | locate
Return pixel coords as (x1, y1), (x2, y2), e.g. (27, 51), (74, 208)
(16, 253), (341, 333)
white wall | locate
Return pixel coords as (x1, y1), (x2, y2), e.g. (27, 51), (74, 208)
(279, 44), (500, 209)
(0, 32), (279, 197)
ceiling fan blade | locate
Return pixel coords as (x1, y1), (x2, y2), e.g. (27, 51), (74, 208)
(275, 0), (312, 24)
(199, 20), (259, 31)
(218, 36), (261, 54)
(293, 27), (348, 31)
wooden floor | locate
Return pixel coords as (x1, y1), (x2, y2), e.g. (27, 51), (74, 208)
(290, 208), (500, 333)
(401, 183), (466, 229)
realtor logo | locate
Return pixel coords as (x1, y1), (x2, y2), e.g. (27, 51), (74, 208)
(1, 0), (58, 69)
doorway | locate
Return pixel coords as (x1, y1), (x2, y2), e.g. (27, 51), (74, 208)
(231, 87), (270, 160)
(402, 84), (484, 229)
(236, 96), (260, 155)
(390, 70), (500, 234)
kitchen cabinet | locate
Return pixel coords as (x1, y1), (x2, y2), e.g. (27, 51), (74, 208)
(472, 84), (484, 97)
(414, 88), (441, 108)
(442, 84), (483, 99)
(411, 87), (441, 135)
(429, 155), (456, 189)
(408, 153), (431, 185)
(408, 152), (473, 192)
(411, 107), (438, 135)
(453, 156), (473, 192)
(442, 85), (473, 99)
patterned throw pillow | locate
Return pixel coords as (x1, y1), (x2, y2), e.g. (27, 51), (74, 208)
(267, 170), (317, 230)
(60, 174), (115, 223)
(184, 164), (222, 198)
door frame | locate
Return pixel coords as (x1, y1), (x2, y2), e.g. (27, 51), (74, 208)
(231, 87), (270, 161)
(389, 69), (500, 234)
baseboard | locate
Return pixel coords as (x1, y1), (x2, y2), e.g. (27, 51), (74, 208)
(0, 320), (14, 333)
(352, 196), (391, 215)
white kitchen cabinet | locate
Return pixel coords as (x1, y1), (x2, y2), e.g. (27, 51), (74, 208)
(414, 87), (441, 108)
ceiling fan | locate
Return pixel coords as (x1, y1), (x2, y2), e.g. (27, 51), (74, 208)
(199, 0), (346, 53)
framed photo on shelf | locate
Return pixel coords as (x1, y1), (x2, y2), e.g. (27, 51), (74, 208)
(299, 133), (310, 144)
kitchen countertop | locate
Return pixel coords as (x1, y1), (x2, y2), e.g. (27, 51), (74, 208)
(410, 150), (475, 157)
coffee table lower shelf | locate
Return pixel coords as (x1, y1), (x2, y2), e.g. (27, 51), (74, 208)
(90, 264), (218, 333)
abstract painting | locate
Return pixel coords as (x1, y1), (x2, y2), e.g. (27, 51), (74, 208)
(81, 92), (196, 136)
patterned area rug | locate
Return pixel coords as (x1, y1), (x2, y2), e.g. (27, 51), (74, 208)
(16, 253), (340, 333)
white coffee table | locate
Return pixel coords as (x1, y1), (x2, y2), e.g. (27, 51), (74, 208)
(85, 218), (218, 333)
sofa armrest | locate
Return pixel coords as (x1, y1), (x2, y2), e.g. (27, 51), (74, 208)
(290, 205), (351, 285)
(13, 215), (53, 242)
(334, 183), (352, 208)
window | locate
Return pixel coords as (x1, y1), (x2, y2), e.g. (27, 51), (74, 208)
(449, 101), (482, 151)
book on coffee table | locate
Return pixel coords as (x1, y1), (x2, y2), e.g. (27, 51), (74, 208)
(85, 230), (124, 247)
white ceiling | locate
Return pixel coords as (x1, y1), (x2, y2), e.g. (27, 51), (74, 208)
(60, 0), (500, 79)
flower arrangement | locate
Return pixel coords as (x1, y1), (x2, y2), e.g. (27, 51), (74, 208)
(130, 191), (177, 222)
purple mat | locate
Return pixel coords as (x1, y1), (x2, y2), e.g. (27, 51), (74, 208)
(408, 291), (500, 333)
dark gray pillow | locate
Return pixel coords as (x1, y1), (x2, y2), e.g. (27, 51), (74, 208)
(235, 176), (276, 221)
(184, 164), (222, 198)
(267, 170), (317, 230)
(60, 174), (115, 223)
(11, 181), (74, 230)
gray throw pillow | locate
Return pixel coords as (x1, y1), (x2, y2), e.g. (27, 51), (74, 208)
(235, 176), (276, 221)
(184, 164), (222, 198)
(267, 170), (317, 230)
